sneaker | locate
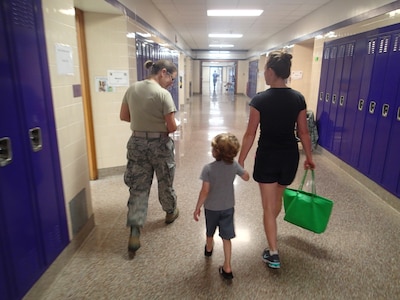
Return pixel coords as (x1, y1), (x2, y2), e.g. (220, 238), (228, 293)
(262, 249), (280, 269)
(165, 208), (179, 224)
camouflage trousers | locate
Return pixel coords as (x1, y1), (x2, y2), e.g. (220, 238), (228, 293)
(124, 135), (177, 228)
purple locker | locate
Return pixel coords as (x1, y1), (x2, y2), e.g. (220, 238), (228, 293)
(318, 45), (338, 150)
(1, 0), (68, 298)
(358, 35), (390, 175)
(370, 31), (400, 185)
(328, 43), (346, 152)
(339, 36), (366, 163)
(316, 46), (331, 147)
(350, 37), (377, 168)
(333, 42), (355, 156)
(0, 6), (44, 298)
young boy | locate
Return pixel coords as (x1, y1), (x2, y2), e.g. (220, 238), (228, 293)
(193, 133), (249, 279)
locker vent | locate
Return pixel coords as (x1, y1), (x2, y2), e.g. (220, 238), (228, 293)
(368, 39), (376, 55)
(10, 0), (35, 29)
(346, 43), (355, 57)
(379, 36), (390, 54)
(323, 47), (330, 60)
(393, 35), (400, 52)
(330, 46), (337, 59)
(338, 45), (345, 58)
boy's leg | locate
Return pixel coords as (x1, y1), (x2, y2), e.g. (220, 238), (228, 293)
(222, 239), (232, 273)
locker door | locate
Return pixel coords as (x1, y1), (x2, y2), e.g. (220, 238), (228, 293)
(318, 45), (337, 150)
(333, 42), (355, 157)
(358, 35), (390, 176)
(370, 32), (400, 184)
(1, 0), (69, 298)
(329, 43), (346, 153)
(350, 37), (377, 168)
(0, 8), (44, 299)
(381, 36), (400, 196)
(340, 37), (365, 163)
(316, 46), (330, 146)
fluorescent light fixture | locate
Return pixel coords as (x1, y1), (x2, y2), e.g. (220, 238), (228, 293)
(209, 44), (234, 48)
(209, 51), (231, 54)
(136, 32), (151, 38)
(208, 33), (243, 38)
(126, 32), (136, 38)
(207, 9), (263, 17)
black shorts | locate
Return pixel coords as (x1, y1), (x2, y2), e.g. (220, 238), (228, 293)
(253, 149), (299, 185)
(205, 208), (235, 240)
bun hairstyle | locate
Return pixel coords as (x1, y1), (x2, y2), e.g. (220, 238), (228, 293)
(266, 50), (292, 79)
(211, 133), (241, 164)
(144, 59), (177, 75)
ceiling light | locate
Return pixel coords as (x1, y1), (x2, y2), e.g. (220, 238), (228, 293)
(208, 33), (243, 38)
(209, 44), (234, 48)
(136, 32), (151, 38)
(207, 9), (263, 17)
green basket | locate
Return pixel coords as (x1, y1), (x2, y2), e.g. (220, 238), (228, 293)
(283, 170), (333, 234)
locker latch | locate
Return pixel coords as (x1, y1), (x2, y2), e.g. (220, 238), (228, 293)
(332, 94), (337, 104)
(369, 101), (376, 114)
(397, 107), (400, 121)
(29, 127), (42, 152)
(358, 99), (364, 111)
(325, 93), (330, 102)
(0, 137), (12, 167)
(382, 104), (389, 117)
(340, 96), (345, 106)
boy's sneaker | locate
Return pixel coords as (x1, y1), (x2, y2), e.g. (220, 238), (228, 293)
(262, 249), (280, 269)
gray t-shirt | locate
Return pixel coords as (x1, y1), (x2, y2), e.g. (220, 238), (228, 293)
(200, 160), (245, 211)
(122, 79), (177, 132)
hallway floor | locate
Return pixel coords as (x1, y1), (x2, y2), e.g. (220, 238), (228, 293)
(25, 92), (400, 299)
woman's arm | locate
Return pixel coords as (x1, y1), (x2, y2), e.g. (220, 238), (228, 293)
(297, 109), (315, 169)
(238, 107), (259, 167)
(120, 102), (130, 122)
(165, 112), (177, 133)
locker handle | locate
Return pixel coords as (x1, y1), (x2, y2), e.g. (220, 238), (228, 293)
(332, 94), (337, 104)
(382, 104), (389, 117)
(319, 92), (323, 101)
(29, 127), (42, 152)
(325, 93), (330, 102)
(340, 96), (345, 106)
(0, 137), (12, 167)
(397, 107), (400, 121)
(369, 101), (376, 114)
(358, 99), (364, 111)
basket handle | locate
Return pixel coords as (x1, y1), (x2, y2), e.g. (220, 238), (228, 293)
(298, 169), (316, 194)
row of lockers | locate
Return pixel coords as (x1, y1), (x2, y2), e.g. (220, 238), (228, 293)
(316, 23), (400, 198)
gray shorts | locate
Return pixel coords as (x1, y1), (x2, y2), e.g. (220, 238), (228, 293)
(205, 207), (235, 240)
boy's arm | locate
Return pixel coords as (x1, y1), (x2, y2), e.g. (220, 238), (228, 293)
(241, 170), (250, 181)
(193, 181), (210, 221)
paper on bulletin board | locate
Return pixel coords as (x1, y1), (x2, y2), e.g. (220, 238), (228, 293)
(107, 70), (129, 86)
(95, 77), (114, 92)
(291, 70), (303, 80)
(55, 44), (74, 75)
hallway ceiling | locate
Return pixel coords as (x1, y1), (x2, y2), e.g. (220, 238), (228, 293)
(75, 0), (332, 51)
(150, 0), (331, 51)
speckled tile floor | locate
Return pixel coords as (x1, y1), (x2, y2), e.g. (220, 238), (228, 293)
(25, 92), (400, 299)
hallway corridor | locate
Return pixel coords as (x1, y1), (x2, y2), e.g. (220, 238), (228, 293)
(25, 93), (400, 299)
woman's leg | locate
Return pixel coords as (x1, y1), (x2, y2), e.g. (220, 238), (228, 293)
(259, 182), (280, 251)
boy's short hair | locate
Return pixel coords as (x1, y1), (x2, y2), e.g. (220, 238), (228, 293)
(211, 133), (240, 163)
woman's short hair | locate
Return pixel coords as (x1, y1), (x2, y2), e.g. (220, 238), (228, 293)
(144, 59), (177, 75)
(211, 133), (241, 163)
(266, 50), (292, 79)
